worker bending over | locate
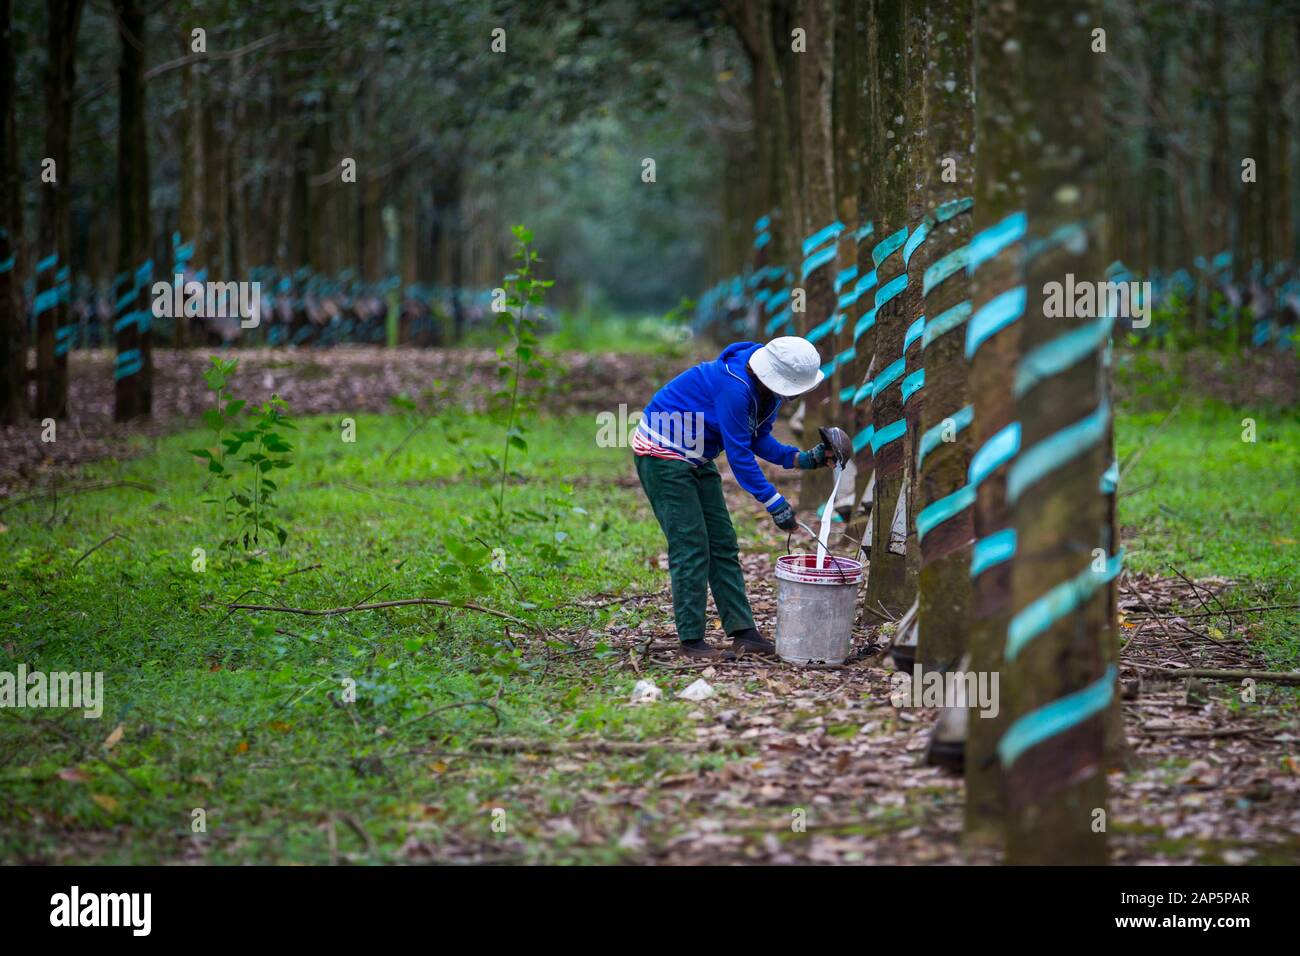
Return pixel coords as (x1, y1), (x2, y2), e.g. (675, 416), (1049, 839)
(632, 337), (831, 659)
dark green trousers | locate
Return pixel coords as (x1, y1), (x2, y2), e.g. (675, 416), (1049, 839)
(634, 454), (755, 642)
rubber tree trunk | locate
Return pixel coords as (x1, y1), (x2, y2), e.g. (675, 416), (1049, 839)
(963, 0), (1025, 845)
(793, 0), (838, 513)
(1001, 0), (1112, 866)
(0, 0), (23, 424)
(846, 0), (880, 549)
(112, 0), (152, 422)
(176, 29), (205, 349)
(912, 0), (975, 675)
(899, 2), (926, 587)
(864, 0), (911, 618)
(35, 0), (84, 421)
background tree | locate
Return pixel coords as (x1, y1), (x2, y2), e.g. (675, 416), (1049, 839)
(33, 0), (84, 420)
(0, 0), (22, 425)
(112, 0), (151, 421)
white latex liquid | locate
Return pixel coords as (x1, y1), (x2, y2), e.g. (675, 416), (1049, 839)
(816, 464), (844, 569)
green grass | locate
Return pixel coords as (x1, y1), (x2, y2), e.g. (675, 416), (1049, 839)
(2, 386), (1296, 864)
(1116, 401), (1300, 664)
(0, 411), (702, 864)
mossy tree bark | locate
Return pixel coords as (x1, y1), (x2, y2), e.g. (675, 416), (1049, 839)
(863, 0), (911, 618)
(846, 0), (879, 551)
(963, 0), (1024, 846)
(793, 0), (838, 513)
(899, 2), (926, 588)
(912, 0), (975, 675)
(1001, 0), (1111, 866)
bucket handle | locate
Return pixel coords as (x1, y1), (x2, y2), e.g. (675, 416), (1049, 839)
(788, 522), (857, 584)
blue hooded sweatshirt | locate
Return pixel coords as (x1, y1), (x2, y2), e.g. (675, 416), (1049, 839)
(636, 341), (800, 514)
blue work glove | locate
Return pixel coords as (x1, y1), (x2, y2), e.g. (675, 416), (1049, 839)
(796, 443), (830, 469)
(771, 500), (798, 531)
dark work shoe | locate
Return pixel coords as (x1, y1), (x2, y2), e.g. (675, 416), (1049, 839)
(729, 628), (777, 656)
(679, 640), (734, 660)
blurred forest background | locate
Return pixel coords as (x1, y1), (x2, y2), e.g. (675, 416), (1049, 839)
(4, 0), (1299, 360)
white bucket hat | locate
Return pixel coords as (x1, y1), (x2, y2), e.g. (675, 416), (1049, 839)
(749, 336), (825, 397)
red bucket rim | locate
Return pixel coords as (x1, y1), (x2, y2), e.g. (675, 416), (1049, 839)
(775, 552), (864, 584)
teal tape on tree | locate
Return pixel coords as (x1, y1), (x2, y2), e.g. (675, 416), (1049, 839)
(874, 272), (907, 310)
(835, 265), (858, 293)
(33, 289), (59, 315)
(1015, 315), (1113, 398)
(965, 285), (1026, 359)
(935, 196), (974, 223)
(966, 210), (1026, 276)
(917, 403), (973, 469)
(114, 349), (143, 380)
(1006, 400), (1110, 504)
(820, 347), (854, 377)
(871, 358), (905, 398)
(997, 665), (1117, 768)
(854, 269), (877, 297)
(922, 245), (968, 296)
(1023, 220), (1086, 264)
(806, 313), (837, 344)
(870, 418), (907, 453)
(923, 300), (972, 348)
(802, 221), (845, 258)
(853, 307), (877, 343)
(853, 379), (874, 406)
(903, 317), (926, 352)
(916, 485), (975, 541)
(801, 245), (837, 280)
(1100, 460), (1119, 494)
(1005, 550), (1124, 662)
(54, 325), (76, 357)
(853, 424), (875, 454)
(970, 527), (1017, 577)
(903, 218), (930, 266)
(901, 368), (925, 403)
(871, 227), (908, 267)
(968, 421), (1021, 489)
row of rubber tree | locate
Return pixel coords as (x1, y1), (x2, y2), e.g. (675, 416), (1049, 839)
(0, 0), (151, 424)
(724, 0), (1123, 864)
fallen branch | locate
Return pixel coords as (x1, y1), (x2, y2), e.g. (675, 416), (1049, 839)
(0, 479), (154, 515)
(71, 531), (132, 569)
(1125, 664), (1300, 685)
(391, 700), (501, 732)
(1138, 725), (1263, 739)
(206, 597), (536, 631)
(1127, 603), (1300, 620)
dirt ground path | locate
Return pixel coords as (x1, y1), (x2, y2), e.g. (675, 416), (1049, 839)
(480, 464), (1300, 865)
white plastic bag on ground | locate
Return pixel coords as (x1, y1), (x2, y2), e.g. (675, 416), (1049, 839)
(629, 679), (662, 705)
(677, 678), (715, 701)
